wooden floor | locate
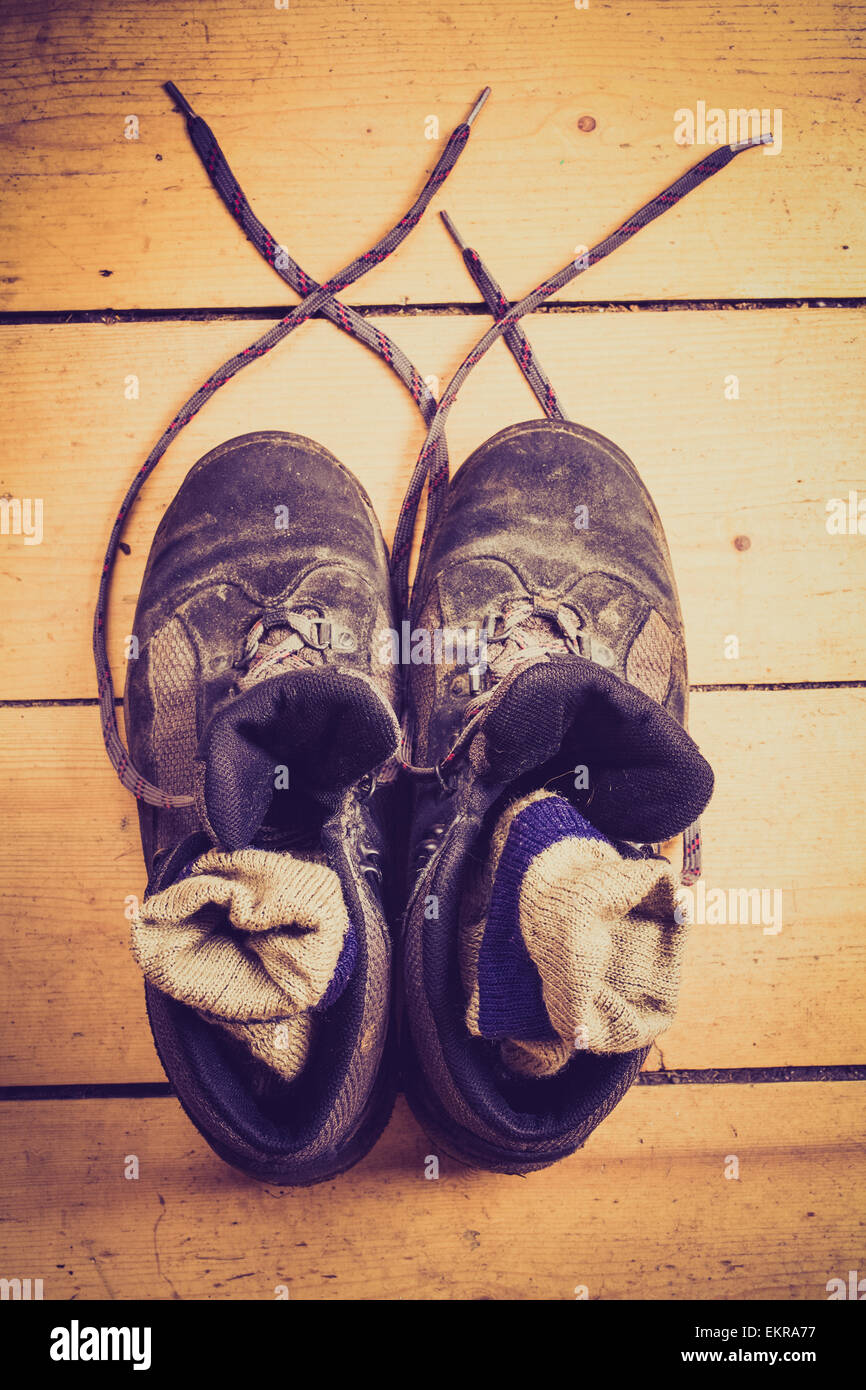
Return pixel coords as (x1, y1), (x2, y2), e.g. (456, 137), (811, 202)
(1, 0), (864, 1301)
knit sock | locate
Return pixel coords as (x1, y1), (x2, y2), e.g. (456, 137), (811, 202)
(132, 848), (356, 1081)
(461, 790), (685, 1078)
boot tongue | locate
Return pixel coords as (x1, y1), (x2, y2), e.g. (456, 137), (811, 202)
(197, 668), (399, 851)
(473, 656), (713, 844)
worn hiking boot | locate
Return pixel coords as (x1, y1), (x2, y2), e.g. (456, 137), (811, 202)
(124, 431), (401, 1184)
(400, 419), (715, 1172)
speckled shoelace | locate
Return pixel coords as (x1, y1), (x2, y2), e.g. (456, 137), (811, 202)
(390, 132), (773, 612)
(439, 209), (568, 422)
(93, 81), (488, 808)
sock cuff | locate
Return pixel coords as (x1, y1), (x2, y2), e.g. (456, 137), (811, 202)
(132, 847), (354, 1081)
(463, 791), (687, 1075)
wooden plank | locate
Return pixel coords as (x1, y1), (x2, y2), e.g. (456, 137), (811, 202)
(0, 691), (863, 1085)
(0, 310), (863, 700)
(661, 689), (866, 1070)
(0, 1085), (861, 1300)
(0, 1), (862, 308)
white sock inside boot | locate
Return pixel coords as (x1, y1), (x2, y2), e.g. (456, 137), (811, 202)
(460, 790), (686, 1077)
(132, 848), (353, 1081)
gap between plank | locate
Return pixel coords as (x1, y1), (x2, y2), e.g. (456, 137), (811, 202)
(0, 297), (863, 327)
(2, 682), (863, 710)
(0, 1066), (863, 1101)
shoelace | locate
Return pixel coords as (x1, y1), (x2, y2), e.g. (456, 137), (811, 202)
(440, 211), (567, 422)
(389, 133), (773, 610)
(238, 611), (334, 688)
(402, 599), (580, 785)
(94, 82), (488, 808)
(166, 81), (477, 510)
(465, 601), (579, 710)
(406, 601), (704, 882)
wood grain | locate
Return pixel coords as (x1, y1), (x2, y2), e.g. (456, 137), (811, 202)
(1, 691), (863, 1085)
(0, 0), (862, 1307)
(0, 0), (862, 309)
(0, 309), (863, 700)
(0, 1086), (861, 1300)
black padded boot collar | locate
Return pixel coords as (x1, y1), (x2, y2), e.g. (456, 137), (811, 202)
(471, 655), (713, 844)
(198, 667), (399, 851)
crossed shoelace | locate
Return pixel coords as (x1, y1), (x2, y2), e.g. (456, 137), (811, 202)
(93, 79), (770, 839)
(94, 81), (488, 808)
(389, 134), (772, 610)
(238, 610), (334, 688)
(400, 599), (581, 786)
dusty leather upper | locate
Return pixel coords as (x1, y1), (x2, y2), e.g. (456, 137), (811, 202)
(409, 419), (688, 775)
(125, 430), (398, 867)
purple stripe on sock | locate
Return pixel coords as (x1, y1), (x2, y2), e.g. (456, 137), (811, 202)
(316, 920), (358, 1012)
(476, 799), (609, 1041)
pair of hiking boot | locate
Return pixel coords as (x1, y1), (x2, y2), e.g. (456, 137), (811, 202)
(95, 83), (768, 1182)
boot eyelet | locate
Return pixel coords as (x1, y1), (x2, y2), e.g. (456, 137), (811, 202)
(591, 642), (616, 668)
(414, 822), (445, 875)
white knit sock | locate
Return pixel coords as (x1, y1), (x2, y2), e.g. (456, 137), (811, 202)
(132, 848), (352, 1081)
(461, 791), (686, 1077)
